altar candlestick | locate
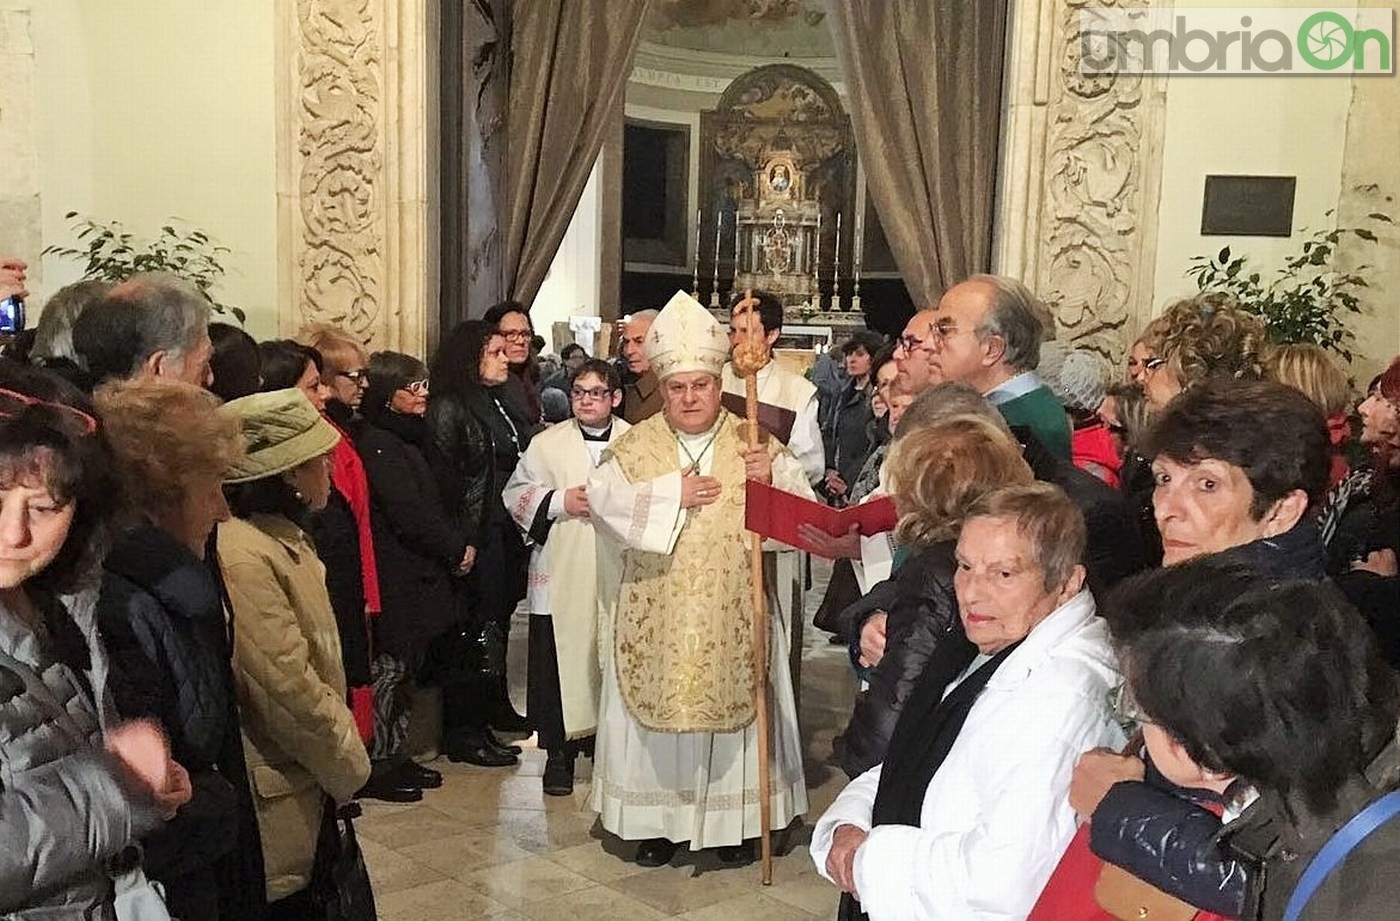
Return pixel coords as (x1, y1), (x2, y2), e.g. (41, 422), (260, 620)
(833, 212), (843, 311)
(692, 208), (701, 297)
(813, 210), (823, 309)
(852, 211), (863, 312)
(733, 215), (741, 283)
(711, 210), (723, 308)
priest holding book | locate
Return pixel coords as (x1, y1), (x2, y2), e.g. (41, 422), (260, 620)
(587, 291), (813, 868)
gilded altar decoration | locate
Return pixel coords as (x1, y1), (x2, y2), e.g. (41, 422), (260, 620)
(698, 64), (855, 314)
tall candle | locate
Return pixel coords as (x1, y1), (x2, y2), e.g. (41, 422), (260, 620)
(834, 212), (842, 278)
(814, 210), (822, 281)
(711, 210), (722, 306)
(733, 214), (741, 276)
(692, 208), (702, 296)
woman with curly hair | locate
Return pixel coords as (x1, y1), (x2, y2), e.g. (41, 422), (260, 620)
(1142, 293), (1268, 410)
(94, 377), (263, 921)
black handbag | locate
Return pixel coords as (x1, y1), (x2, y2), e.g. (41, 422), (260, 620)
(310, 799), (376, 921)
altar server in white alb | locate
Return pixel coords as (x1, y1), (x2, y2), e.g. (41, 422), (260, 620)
(503, 358), (630, 798)
(587, 291), (813, 869)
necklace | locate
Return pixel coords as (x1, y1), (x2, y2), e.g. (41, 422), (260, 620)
(672, 424), (721, 475)
(491, 396), (520, 449)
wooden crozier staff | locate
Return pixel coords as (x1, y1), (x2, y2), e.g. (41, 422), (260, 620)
(731, 288), (774, 884)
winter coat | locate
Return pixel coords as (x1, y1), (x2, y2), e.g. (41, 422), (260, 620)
(823, 378), (876, 490)
(836, 541), (973, 778)
(308, 403), (375, 691)
(356, 412), (467, 658)
(0, 591), (161, 920)
(97, 525), (264, 921)
(812, 591), (1124, 921)
(427, 385), (528, 546)
(217, 514), (371, 901)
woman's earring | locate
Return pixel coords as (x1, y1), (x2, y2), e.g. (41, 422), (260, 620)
(293, 488), (305, 502)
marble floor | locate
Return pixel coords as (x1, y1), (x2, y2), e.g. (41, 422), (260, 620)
(357, 560), (856, 921)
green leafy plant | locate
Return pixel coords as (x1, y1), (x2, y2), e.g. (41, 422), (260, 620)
(1185, 209), (1393, 362)
(42, 213), (245, 324)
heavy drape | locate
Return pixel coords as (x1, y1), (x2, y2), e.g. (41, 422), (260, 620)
(503, 0), (648, 308)
(825, 1), (1009, 307)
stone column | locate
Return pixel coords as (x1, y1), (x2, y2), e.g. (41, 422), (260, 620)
(0, 2), (41, 278)
(995, 0), (1170, 357)
(275, 0), (434, 354)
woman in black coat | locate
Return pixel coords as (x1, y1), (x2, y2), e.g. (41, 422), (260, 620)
(93, 377), (264, 921)
(426, 321), (532, 766)
(356, 351), (466, 791)
(834, 415), (1034, 778)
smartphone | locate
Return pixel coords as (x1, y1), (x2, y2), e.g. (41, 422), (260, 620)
(0, 295), (24, 335)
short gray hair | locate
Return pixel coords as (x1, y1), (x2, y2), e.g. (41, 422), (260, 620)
(32, 279), (113, 364)
(72, 272), (211, 383)
(624, 309), (658, 326)
(966, 274), (1047, 372)
(894, 381), (1010, 441)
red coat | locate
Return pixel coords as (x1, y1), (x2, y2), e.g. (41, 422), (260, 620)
(1072, 421), (1122, 490)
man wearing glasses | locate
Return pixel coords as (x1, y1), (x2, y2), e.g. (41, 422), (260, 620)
(922, 275), (1071, 459)
(502, 358), (631, 799)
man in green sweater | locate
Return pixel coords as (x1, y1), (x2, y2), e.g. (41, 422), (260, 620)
(923, 275), (1071, 459)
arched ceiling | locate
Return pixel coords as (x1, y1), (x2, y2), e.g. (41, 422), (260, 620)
(644, 0), (835, 59)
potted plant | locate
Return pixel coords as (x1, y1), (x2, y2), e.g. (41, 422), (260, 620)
(1185, 207), (1393, 363)
(42, 213), (245, 324)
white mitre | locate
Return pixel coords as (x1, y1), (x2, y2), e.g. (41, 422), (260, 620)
(643, 291), (729, 380)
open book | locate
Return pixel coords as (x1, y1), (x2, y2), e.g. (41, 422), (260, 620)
(744, 480), (898, 555)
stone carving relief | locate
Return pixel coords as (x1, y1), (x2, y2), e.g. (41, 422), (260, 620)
(290, 0), (384, 341)
(1041, 0), (1163, 356)
(998, 0), (1168, 359)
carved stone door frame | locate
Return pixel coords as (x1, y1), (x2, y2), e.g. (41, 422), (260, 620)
(995, 0), (1170, 357)
(274, 0), (435, 354)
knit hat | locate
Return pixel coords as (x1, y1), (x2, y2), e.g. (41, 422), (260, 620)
(1048, 348), (1109, 413)
(644, 291), (730, 380)
(221, 388), (340, 484)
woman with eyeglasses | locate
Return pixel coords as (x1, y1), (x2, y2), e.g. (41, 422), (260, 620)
(424, 321), (533, 766)
(262, 334), (381, 777)
(1124, 318), (1165, 386)
(353, 352), (465, 797)
(483, 301), (545, 427)
(1140, 294), (1268, 411)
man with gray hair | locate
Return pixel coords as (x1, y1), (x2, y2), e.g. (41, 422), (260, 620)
(925, 274), (1071, 458)
(617, 309), (661, 424)
(71, 272), (214, 387)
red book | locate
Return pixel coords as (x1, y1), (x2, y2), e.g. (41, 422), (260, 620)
(745, 480), (898, 554)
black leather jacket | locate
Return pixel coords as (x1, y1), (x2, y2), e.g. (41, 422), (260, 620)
(426, 386), (524, 548)
(836, 541), (975, 778)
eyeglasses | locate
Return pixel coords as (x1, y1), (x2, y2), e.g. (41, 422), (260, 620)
(1111, 682), (1149, 726)
(500, 330), (532, 342)
(895, 334), (931, 354)
(1142, 357), (1167, 373)
(337, 369), (368, 387)
(402, 379), (429, 396)
(570, 386), (613, 401)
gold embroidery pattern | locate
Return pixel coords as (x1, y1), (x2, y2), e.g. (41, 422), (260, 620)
(610, 414), (758, 733)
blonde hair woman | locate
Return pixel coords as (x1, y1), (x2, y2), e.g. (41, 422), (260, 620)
(1267, 342), (1353, 488)
(835, 414), (1033, 778)
(1144, 293), (1267, 410)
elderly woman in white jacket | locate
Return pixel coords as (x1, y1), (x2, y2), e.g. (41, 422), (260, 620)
(811, 483), (1124, 921)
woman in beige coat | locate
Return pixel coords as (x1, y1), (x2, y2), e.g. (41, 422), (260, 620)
(218, 388), (371, 916)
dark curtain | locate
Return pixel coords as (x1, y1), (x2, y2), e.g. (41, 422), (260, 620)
(503, 0), (649, 307)
(825, 0), (1009, 307)
(440, 0), (510, 329)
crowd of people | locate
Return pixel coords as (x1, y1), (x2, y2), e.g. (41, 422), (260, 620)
(0, 253), (1397, 921)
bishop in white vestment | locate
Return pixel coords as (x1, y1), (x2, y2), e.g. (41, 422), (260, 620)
(587, 292), (812, 867)
(502, 359), (630, 797)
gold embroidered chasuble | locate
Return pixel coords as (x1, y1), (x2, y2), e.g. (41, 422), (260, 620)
(602, 412), (766, 734)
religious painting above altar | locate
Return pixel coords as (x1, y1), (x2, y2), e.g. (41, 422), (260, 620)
(696, 64), (864, 320)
